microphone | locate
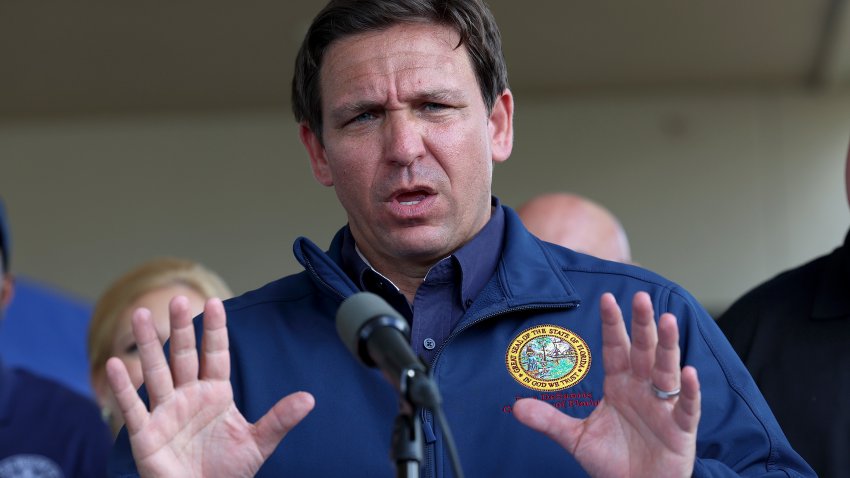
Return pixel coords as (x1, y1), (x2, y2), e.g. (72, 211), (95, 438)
(336, 292), (441, 409)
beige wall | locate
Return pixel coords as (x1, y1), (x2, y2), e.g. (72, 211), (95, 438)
(1, 90), (848, 314)
(500, 91), (850, 313)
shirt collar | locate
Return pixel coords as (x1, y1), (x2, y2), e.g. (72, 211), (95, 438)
(340, 196), (505, 309)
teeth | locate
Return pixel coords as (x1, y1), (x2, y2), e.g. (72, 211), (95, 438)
(400, 200), (420, 206)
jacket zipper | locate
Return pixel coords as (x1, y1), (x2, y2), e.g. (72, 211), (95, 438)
(421, 302), (579, 477)
(307, 250), (582, 476)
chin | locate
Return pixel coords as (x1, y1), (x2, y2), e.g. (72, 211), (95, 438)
(388, 232), (450, 260)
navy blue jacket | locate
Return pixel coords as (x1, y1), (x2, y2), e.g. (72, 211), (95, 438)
(111, 206), (814, 477)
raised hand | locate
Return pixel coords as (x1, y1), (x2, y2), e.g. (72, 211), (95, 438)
(106, 296), (315, 478)
(513, 292), (701, 478)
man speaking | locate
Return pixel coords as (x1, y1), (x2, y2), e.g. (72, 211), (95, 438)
(107, 0), (814, 476)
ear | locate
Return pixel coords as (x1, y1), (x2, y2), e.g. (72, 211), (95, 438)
(0, 273), (14, 310)
(488, 88), (514, 164)
(299, 123), (334, 187)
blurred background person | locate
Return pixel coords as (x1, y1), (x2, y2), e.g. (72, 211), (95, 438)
(0, 198), (111, 476)
(717, 138), (850, 478)
(0, 201), (94, 398)
(517, 192), (632, 263)
(87, 257), (233, 435)
(0, 277), (94, 398)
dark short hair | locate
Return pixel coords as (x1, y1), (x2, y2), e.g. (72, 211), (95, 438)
(291, 0), (508, 143)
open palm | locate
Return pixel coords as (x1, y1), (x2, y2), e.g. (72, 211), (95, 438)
(106, 296), (315, 478)
(514, 292), (701, 478)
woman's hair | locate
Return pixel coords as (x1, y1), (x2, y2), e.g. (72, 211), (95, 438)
(87, 257), (233, 381)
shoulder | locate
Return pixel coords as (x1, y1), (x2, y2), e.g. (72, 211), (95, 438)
(539, 239), (688, 299)
(10, 368), (104, 425)
(215, 271), (340, 348)
(719, 252), (831, 323)
(3, 368), (111, 467)
(715, 251), (836, 361)
(225, 271), (317, 313)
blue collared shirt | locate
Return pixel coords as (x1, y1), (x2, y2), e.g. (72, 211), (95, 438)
(341, 197), (505, 365)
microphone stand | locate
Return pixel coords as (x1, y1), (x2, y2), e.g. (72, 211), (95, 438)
(390, 367), (439, 478)
(391, 401), (423, 478)
(337, 293), (463, 477)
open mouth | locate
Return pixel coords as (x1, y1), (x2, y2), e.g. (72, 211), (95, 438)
(394, 189), (433, 206)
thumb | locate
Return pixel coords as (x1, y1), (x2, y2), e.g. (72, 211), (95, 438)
(254, 391), (316, 459)
(513, 397), (581, 454)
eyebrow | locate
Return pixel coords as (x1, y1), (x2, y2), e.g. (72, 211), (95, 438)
(330, 101), (380, 121)
(329, 88), (465, 122)
(416, 88), (463, 103)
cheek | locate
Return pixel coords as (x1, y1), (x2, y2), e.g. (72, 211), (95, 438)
(331, 171), (371, 213)
(433, 124), (490, 171)
(326, 148), (377, 197)
(445, 148), (492, 192)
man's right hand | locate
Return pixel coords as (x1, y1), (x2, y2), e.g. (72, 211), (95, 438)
(106, 296), (315, 478)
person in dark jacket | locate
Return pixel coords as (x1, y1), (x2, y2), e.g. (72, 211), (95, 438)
(718, 139), (850, 478)
(106, 1), (814, 476)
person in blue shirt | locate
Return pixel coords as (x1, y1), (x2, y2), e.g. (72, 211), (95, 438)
(106, 1), (814, 476)
(0, 198), (112, 477)
(0, 276), (94, 398)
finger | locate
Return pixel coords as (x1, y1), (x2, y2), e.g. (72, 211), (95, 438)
(254, 391), (316, 459)
(672, 366), (700, 433)
(134, 307), (175, 408)
(168, 295), (199, 387)
(105, 357), (149, 436)
(199, 298), (230, 381)
(651, 312), (681, 393)
(512, 398), (582, 454)
(629, 292), (657, 380)
(600, 293), (631, 375)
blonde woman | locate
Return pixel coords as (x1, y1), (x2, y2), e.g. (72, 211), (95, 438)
(88, 257), (232, 435)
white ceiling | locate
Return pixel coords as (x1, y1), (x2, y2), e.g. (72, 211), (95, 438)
(1, 0), (849, 119)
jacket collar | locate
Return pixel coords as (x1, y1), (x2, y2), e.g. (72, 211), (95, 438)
(465, 206), (581, 320)
(292, 229), (359, 303)
(292, 204), (582, 312)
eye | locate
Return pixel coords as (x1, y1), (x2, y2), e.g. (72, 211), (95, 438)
(124, 342), (138, 355)
(349, 111), (377, 124)
(423, 102), (449, 112)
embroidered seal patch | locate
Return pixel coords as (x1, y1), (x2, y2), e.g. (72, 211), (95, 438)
(506, 325), (591, 391)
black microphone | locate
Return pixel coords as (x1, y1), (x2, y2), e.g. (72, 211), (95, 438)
(336, 292), (441, 409)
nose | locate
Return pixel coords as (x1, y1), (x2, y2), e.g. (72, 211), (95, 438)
(383, 111), (426, 167)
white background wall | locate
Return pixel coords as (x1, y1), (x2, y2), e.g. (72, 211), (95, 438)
(2, 89), (848, 315)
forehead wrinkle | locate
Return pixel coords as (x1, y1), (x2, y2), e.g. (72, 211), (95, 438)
(329, 63), (465, 118)
(323, 23), (464, 85)
(334, 52), (459, 84)
(322, 24), (472, 122)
